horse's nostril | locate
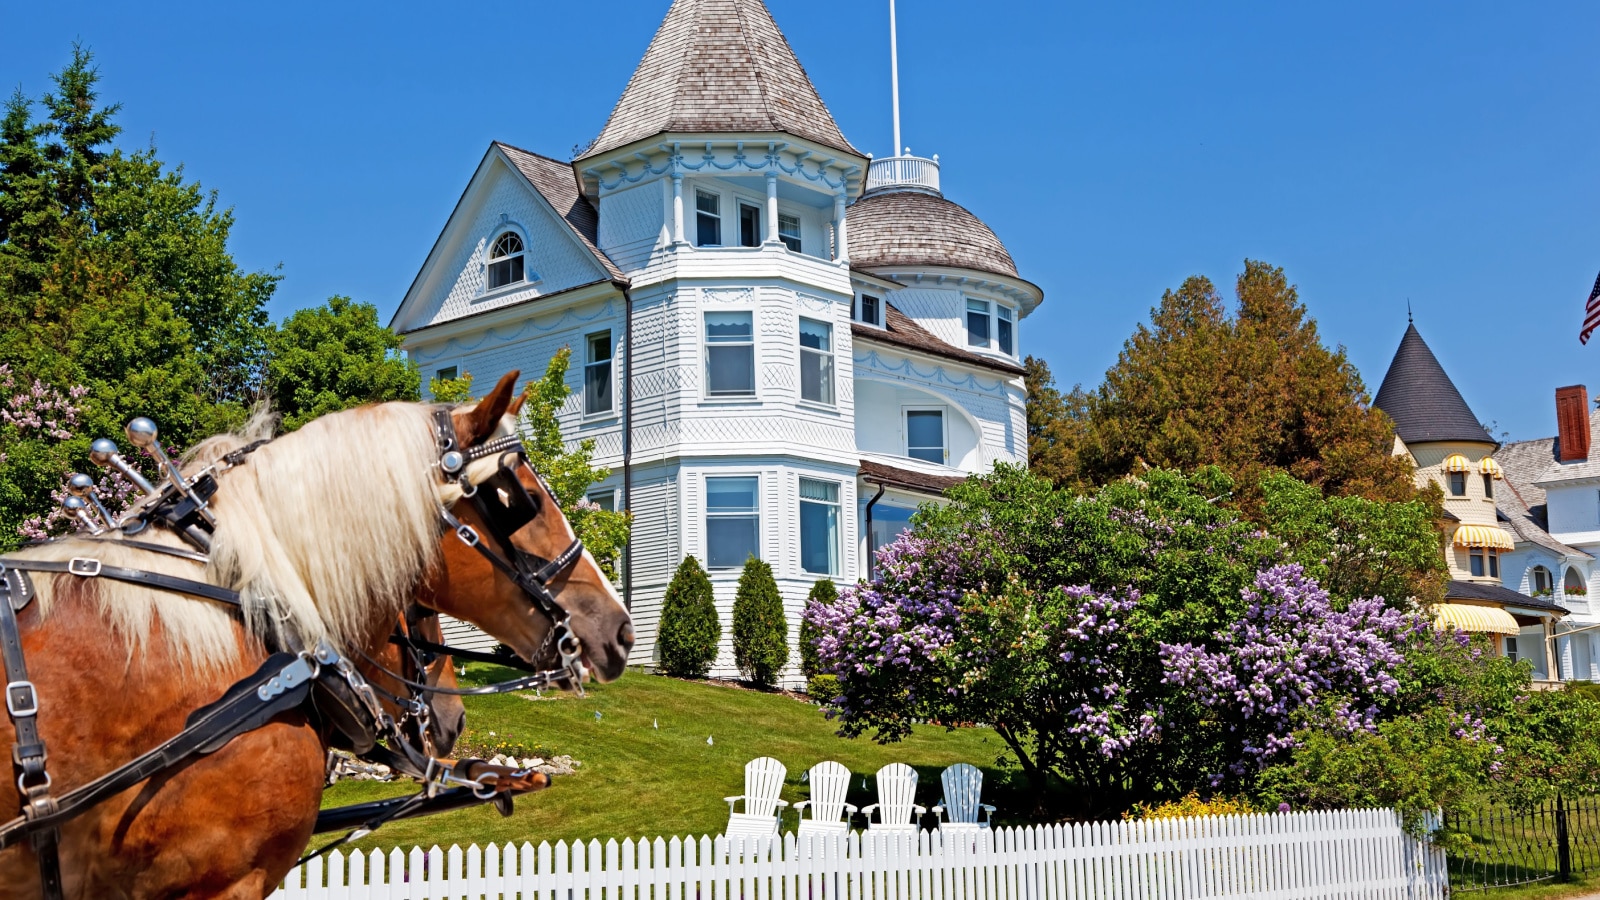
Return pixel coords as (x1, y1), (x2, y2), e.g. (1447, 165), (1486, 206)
(618, 621), (635, 649)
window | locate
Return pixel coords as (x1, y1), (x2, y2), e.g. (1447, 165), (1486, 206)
(778, 214), (802, 253)
(1566, 567), (1586, 596)
(487, 231), (525, 289)
(906, 409), (945, 464)
(1506, 636), (1520, 663)
(1533, 566), (1553, 595)
(584, 330), (613, 416)
(966, 299), (991, 347)
(1470, 548), (1485, 577)
(857, 293), (881, 327)
(435, 366), (458, 382)
(1489, 550), (1499, 578)
(799, 478), (840, 575)
(706, 476), (759, 568)
(798, 318), (833, 405)
(1449, 472), (1467, 496)
(997, 305), (1014, 356)
(1482, 473), (1495, 499)
(704, 312), (755, 397)
(695, 190), (721, 246)
(868, 503), (915, 577)
(1471, 548), (1500, 578)
(738, 202), (762, 248)
(586, 489), (616, 513)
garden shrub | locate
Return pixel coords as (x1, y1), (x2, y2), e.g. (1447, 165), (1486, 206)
(732, 556), (788, 687)
(799, 578), (836, 679)
(1124, 792), (1256, 821)
(658, 555), (719, 678)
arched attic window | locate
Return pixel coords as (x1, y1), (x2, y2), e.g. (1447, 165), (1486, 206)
(487, 231), (526, 290)
(1565, 567), (1587, 598)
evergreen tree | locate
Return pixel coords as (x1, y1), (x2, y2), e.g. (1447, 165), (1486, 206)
(264, 295), (420, 431)
(798, 578), (835, 679)
(657, 555), (719, 678)
(732, 555), (788, 687)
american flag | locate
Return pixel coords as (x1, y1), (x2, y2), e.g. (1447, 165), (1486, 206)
(1584, 270), (1600, 345)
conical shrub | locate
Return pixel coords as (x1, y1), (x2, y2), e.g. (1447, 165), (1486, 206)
(799, 578), (836, 679)
(657, 555), (719, 678)
(732, 555), (788, 687)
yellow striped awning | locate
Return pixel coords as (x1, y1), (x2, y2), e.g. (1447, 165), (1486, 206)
(1453, 524), (1516, 550)
(1442, 453), (1471, 473)
(1480, 457), (1504, 479)
(1433, 603), (1520, 636)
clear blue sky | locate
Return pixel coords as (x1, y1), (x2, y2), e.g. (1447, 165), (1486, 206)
(4, 1), (1597, 441)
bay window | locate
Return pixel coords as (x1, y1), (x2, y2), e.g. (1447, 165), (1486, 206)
(705, 312), (755, 397)
(798, 318), (833, 405)
(966, 299), (990, 347)
(738, 202), (762, 248)
(778, 214), (802, 253)
(799, 478), (840, 575)
(706, 476), (760, 568)
(998, 305), (1014, 355)
(695, 190), (721, 246)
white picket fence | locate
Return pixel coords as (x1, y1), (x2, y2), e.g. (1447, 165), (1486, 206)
(272, 809), (1447, 899)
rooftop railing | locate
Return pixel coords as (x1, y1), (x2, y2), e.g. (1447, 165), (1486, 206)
(865, 154), (940, 195)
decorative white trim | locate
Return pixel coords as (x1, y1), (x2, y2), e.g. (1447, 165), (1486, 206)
(411, 300), (618, 362)
(796, 292), (832, 314)
(702, 287), (754, 305)
(585, 140), (861, 194)
(853, 349), (1010, 396)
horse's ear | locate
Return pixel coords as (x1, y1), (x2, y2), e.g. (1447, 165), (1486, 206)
(509, 387), (528, 420)
(457, 370), (521, 446)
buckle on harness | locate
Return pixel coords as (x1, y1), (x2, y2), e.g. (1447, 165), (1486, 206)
(454, 522), (481, 548)
(6, 680), (38, 718)
(67, 558), (101, 577)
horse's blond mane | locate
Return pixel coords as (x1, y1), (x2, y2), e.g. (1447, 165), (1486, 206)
(21, 401), (505, 670)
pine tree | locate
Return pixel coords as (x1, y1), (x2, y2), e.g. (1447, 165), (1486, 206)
(657, 555), (719, 678)
(732, 555), (788, 687)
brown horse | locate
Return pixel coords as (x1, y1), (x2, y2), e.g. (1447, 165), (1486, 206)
(0, 372), (631, 898)
(358, 606), (467, 759)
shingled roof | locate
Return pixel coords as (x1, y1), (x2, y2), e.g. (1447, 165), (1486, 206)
(1372, 323), (1493, 445)
(858, 459), (965, 496)
(495, 143), (627, 282)
(847, 190), (1020, 281)
(581, 0), (858, 160)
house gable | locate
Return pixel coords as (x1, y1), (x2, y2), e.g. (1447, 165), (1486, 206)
(392, 145), (620, 335)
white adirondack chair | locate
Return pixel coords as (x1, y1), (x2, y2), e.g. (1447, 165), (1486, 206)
(724, 757), (789, 837)
(860, 762), (925, 831)
(931, 763), (995, 831)
(793, 760), (857, 836)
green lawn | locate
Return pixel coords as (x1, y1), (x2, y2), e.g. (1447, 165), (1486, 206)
(315, 666), (1014, 853)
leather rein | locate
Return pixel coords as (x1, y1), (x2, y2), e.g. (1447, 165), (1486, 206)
(0, 405), (591, 896)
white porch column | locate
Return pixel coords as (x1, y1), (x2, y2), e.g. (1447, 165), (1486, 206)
(671, 174), (685, 246)
(833, 192), (848, 263)
(765, 172), (779, 244)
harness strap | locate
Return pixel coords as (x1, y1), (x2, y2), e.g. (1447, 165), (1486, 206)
(0, 558), (241, 610)
(389, 632), (543, 672)
(0, 564), (63, 899)
(0, 650), (321, 852)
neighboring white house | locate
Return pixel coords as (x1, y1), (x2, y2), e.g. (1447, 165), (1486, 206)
(1497, 386), (1600, 682)
(389, 0), (1042, 681)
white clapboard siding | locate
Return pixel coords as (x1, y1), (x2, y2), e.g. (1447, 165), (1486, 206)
(271, 809), (1447, 899)
(438, 615), (499, 654)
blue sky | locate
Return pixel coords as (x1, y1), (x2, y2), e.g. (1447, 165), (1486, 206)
(4, 1), (1597, 441)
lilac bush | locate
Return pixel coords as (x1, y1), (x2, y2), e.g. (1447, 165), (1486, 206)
(1160, 563), (1429, 774)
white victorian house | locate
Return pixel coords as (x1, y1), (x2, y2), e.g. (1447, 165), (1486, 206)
(389, 0), (1042, 680)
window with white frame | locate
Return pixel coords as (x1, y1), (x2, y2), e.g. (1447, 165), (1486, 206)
(1470, 548), (1500, 578)
(738, 202), (762, 248)
(966, 299), (990, 347)
(799, 478), (840, 575)
(434, 366), (458, 383)
(1483, 473), (1495, 499)
(857, 293), (882, 327)
(798, 318), (833, 405)
(1506, 636), (1520, 662)
(704, 311), (755, 397)
(695, 190), (721, 247)
(706, 476), (760, 568)
(997, 305), (1015, 355)
(1448, 472), (1467, 496)
(778, 214), (802, 253)
(586, 489), (616, 513)
(584, 330), (613, 416)
(906, 409), (946, 464)
(1533, 565), (1554, 595)
(487, 231), (525, 289)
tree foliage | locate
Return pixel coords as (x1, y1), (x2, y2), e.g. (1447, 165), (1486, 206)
(732, 555), (787, 687)
(658, 555), (720, 678)
(1029, 261), (1416, 511)
(799, 579), (835, 679)
(264, 295), (419, 431)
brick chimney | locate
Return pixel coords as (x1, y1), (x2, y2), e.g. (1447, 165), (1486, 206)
(1556, 385), (1590, 462)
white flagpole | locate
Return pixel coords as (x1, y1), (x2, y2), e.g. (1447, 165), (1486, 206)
(890, 0), (902, 156)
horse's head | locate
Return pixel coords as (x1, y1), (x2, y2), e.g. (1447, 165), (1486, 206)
(423, 371), (634, 685)
(357, 606), (467, 756)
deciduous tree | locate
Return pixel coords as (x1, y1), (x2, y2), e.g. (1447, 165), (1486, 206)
(264, 295), (419, 431)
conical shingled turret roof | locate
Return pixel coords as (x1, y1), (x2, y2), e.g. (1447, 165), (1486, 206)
(581, 0), (859, 160)
(1372, 323), (1493, 445)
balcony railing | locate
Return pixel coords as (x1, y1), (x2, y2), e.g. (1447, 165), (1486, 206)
(865, 155), (940, 195)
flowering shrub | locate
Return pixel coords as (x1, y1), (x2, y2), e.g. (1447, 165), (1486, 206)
(1124, 792), (1256, 821)
(1160, 564), (1428, 777)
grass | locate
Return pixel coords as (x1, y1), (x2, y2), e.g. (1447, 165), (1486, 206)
(314, 665), (1015, 853)
(1473, 873), (1600, 899)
